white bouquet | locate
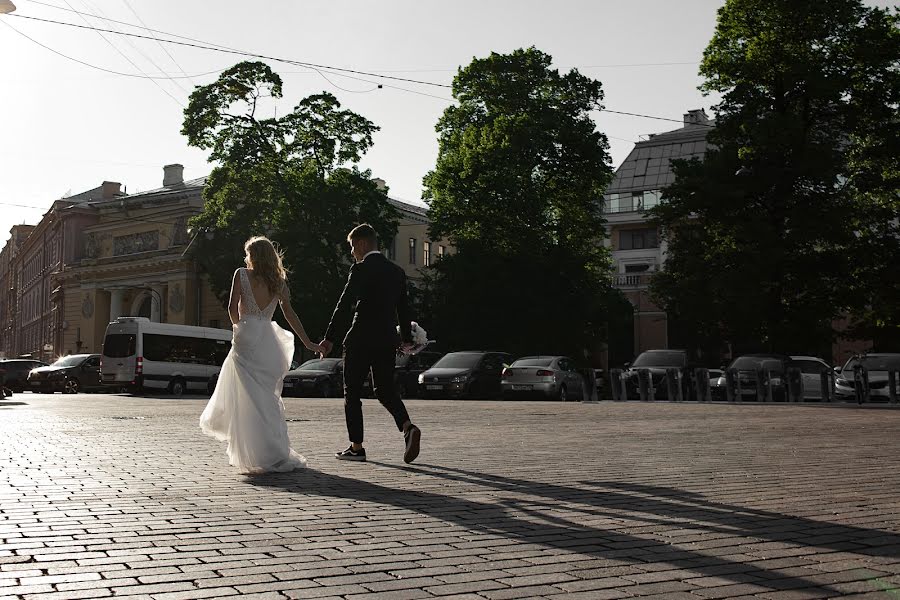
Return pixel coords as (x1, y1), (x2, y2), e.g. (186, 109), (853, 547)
(398, 321), (430, 355)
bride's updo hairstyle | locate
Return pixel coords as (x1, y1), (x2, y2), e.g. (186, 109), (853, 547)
(244, 236), (287, 294)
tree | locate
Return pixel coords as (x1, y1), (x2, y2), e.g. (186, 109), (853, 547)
(650, 0), (899, 357)
(421, 47), (619, 361)
(182, 61), (398, 344)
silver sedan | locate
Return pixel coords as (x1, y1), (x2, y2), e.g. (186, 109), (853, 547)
(501, 356), (585, 401)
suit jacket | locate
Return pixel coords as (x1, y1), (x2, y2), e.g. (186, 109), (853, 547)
(324, 252), (412, 349)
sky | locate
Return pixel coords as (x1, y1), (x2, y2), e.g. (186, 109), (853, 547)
(0, 0), (888, 237)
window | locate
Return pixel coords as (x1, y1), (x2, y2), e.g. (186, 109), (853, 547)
(423, 242), (432, 267)
(624, 264), (650, 273)
(408, 238), (417, 265)
(619, 228), (659, 251)
(384, 237), (396, 260)
(142, 334), (229, 366)
(438, 245), (445, 259)
(102, 334), (136, 358)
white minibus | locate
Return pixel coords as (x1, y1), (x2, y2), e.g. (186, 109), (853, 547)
(101, 317), (232, 396)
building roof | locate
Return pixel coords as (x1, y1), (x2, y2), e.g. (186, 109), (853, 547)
(606, 112), (715, 195)
(104, 176), (208, 204)
(387, 196), (428, 218)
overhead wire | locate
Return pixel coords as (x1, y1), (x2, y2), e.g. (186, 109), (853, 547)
(119, 0), (195, 87)
(10, 9), (707, 123)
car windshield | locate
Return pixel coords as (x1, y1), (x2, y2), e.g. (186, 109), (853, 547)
(845, 355), (900, 372)
(512, 358), (554, 367)
(730, 356), (785, 372)
(297, 359), (339, 372)
(52, 355), (85, 368)
(432, 353), (482, 369)
(632, 352), (685, 367)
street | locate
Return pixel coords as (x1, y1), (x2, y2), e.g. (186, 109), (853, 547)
(1, 393), (899, 599)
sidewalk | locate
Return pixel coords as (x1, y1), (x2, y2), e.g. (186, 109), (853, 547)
(1, 395), (899, 599)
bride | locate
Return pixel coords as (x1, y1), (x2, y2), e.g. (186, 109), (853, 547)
(200, 236), (323, 473)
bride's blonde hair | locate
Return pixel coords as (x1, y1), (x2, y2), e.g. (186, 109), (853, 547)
(244, 236), (287, 294)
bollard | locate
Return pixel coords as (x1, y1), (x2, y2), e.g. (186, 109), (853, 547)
(889, 370), (898, 405)
(853, 364), (869, 404)
(637, 368), (653, 401)
(754, 368), (767, 402)
(694, 368), (711, 402)
(726, 368), (738, 402)
(665, 368), (682, 402)
(786, 367), (803, 402)
(609, 369), (623, 402)
(820, 370), (833, 402)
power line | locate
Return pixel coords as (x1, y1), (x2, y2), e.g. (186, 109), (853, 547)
(9, 12), (453, 89)
(0, 19), (219, 80)
(598, 108), (716, 128)
(119, 0), (195, 87)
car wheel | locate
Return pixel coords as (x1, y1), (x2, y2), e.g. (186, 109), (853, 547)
(558, 385), (568, 402)
(64, 378), (80, 394)
(316, 382), (330, 398)
(169, 377), (186, 398)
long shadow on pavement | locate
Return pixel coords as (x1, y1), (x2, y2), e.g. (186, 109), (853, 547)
(248, 463), (899, 595)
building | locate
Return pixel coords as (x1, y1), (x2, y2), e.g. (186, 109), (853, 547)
(375, 179), (452, 281)
(602, 109), (714, 357)
(4, 183), (121, 361)
(0, 224), (35, 358)
(1, 168), (449, 360)
(55, 165), (230, 355)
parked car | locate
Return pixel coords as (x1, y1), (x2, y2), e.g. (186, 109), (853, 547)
(284, 358), (345, 397)
(392, 351), (443, 399)
(418, 351), (513, 399)
(719, 354), (790, 401)
(27, 354), (103, 394)
(834, 353), (900, 402)
(789, 356), (833, 400)
(501, 356), (585, 401)
(622, 349), (692, 400)
(0, 359), (48, 393)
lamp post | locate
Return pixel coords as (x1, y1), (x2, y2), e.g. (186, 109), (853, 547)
(0, 1), (16, 14)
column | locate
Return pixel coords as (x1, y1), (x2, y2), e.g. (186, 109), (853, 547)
(109, 289), (124, 321)
(151, 285), (164, 322)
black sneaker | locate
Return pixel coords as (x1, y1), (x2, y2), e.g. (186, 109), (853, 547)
(335, 446), (366, 461)
(403, 425), (421, 464)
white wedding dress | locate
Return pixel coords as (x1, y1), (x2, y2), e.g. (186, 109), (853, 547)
(200, 268), (307, 473)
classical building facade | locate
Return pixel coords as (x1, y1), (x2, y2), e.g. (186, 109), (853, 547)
(56, 165), (230, 356)
(1, 168), (449, 360)
(602, 109), (714, 357)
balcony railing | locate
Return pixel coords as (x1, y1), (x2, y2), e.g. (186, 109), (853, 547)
(614, 273), (653, 288)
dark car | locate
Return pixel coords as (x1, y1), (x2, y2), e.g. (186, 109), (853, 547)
(0, 359), (48, 393)
(392, 351), (444, 399)
(723, 354), (791, 401)
(284, 358), (344, 397)
(417, 351), (513, 399)
(27, 354), (103, 394)
(622, 349), (693, 400)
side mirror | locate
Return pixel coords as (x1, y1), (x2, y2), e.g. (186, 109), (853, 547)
(623, 362), (631, 369)
(832, 366), (841, 374)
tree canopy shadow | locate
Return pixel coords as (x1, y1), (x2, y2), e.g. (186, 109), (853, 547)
(246, 463), (898, 594)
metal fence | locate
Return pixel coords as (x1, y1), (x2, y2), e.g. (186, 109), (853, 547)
(602, 367), (899, 404)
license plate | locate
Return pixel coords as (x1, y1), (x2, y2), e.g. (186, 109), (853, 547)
(512, 385), (532, 391)
(426, 385), (442, 391)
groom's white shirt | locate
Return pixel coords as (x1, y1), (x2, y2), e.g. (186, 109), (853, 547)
(362, 250), (381, 261)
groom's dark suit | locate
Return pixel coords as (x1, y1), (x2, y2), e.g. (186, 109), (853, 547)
(324, 251), (413, 443)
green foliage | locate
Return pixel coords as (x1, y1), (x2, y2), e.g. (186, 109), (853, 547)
(421, 47), (619, 361)
(182, 61), (398, 343)
(650, 0), (899, 356)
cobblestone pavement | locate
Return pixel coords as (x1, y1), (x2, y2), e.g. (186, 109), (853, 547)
(1, 394), (899, 600)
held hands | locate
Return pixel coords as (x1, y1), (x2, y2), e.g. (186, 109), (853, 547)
(399, 341), (415, 355)
(304, 339), (327, 356)
(318, 339), (334, 358)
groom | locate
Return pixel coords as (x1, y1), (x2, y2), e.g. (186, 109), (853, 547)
(320, 224), (421, 464)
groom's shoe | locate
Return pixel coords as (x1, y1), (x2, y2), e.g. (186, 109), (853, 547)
(335, 446), (366, 461)
(403, 425), (421, 464)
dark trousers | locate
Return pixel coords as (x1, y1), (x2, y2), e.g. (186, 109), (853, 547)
(343, 343), (411, 444)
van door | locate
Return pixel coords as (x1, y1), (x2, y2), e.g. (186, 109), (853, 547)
(101, 328), (137, 384)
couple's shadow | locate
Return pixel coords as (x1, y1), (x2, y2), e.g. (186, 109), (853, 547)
(246, 461), (900, 595)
